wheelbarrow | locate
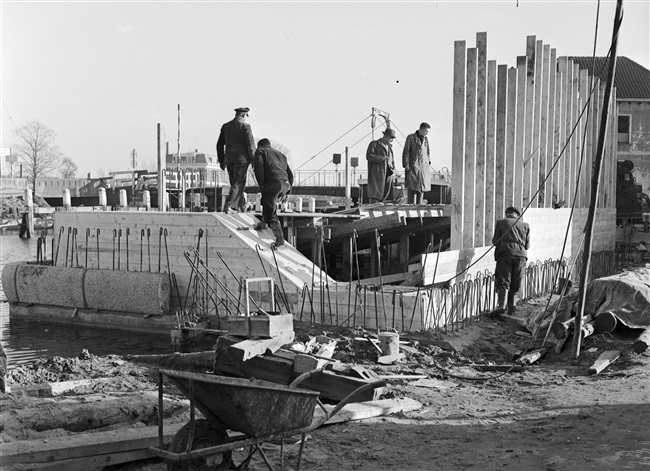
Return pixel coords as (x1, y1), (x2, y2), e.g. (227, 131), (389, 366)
(149, 367), (385, 471)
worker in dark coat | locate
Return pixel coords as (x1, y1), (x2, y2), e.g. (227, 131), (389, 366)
(492, 206), (530, 315)
(402, 123), (431, 205)
(253, 139), (293, 246)
(216, 107), (256, 214)
(365, 128), (396, 203)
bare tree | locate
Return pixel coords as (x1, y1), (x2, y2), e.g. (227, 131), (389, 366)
(13, 120), (64, 194)
(59, 156), (78, 178)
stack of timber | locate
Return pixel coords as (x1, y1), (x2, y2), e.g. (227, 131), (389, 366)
(213, 334), (385, 403)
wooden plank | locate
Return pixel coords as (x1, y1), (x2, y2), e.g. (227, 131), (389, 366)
(485, 59), (497, 246)
(495, 64), (508, 217)
(564, 60), (575, 206)
(315, 397), (422, 425)
(505, 66), (518, 208)
(451, 40), (466, 250)
(327, 213), (406, 239)
(570, 62), (580, 206)
(514, 55), (527, 209)
(545, 48), (557, 208)
(551, 52), (563, 206)
(557, 56), (569, 203)
(592, 79), (601, 207)
(588, 350), (620, 374)
(530, 39), (543, 208)
(463, 47), (478, 250)
(229, 331), (296, 361)
(1, 423), (184, 467)
(475, 32), (487, 247)
(538, 44), (551, 208)
(522, 36), (536, 208)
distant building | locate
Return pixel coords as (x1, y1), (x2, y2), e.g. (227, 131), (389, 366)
(569, 56), (650, 193)
(35, 177), (92, 197)
(165, 150), (231, 188)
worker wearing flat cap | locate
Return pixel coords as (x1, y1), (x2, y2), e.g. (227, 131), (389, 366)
(365, 128), (397, 203)
(253, 138), (294, 247)
(492, 206), (530, 315)
(216, 107), (256, 213)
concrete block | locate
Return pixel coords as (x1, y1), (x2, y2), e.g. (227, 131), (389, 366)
(5, 263), (86, 308)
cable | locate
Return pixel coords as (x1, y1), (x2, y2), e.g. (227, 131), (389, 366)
(295, 114), (372, 170)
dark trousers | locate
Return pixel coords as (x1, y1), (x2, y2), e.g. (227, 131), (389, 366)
(495, 254), (527, 294)
(261, 179), (291, 224)
(226, 163), (249, 211)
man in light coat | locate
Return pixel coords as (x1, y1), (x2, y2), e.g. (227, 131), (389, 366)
(402, 122), (431, 205)
(216, 107), (256, 214)
(365, 128), (396, 204)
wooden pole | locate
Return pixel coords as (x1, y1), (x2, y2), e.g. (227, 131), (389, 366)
(157, 123), (166, 212)
(345, 147), (350, 209)
(572, 0), (623, 359)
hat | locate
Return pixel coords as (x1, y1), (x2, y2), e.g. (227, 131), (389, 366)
(383, 128), (397, 139)
(257, 138), (271, 148)
(234, 107), (250, 113)
(505, 206), (520, 216)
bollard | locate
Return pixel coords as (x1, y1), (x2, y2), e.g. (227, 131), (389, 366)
(99, 188), (108, 210)
(308, 197), (316, 213)
(143, 190), (151, 210)
(295, 196), (303, 213)
(119, 189), (128, 209)
(63, 189), (72, 209)
(255, 193), (262, 212)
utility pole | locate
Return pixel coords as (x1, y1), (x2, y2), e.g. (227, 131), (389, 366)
(345, 147), (351, 209)
(157, 123), (166, 212)
(572, 0), (623, 358)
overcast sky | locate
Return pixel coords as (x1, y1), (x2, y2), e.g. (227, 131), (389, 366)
(1, 0), (648, 179)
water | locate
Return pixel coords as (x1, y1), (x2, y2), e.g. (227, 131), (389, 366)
(0, 233), (171, 370)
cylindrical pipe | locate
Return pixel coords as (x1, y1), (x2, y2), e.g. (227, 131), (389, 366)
(98, 188), (107, 209)
(62, 189), (72, 209)
(119, 189), (128, 208)
(143, 190), (151, 209)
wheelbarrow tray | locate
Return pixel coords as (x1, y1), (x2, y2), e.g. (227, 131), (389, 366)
(160, 369), (320, 438)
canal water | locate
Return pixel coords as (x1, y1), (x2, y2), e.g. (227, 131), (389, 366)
(0, 233), (172, 370)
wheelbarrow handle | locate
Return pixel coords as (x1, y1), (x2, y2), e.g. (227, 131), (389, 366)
(290, 366), (387, 428)
(324, 380), (386, 421)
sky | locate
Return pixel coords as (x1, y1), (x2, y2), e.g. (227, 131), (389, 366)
(1, 0), (648, 180)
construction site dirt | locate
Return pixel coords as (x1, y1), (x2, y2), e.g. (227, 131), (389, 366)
(2, 289), (649, 471)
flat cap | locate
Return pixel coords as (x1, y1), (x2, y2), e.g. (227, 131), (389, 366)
(505, 206), (521, 216)
(234, 107), (250, 113)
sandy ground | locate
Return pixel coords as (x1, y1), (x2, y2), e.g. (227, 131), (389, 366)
(3, 298), (649, 471)
(3, 238), (650, 470)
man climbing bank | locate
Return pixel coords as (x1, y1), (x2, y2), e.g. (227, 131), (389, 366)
(216, 107), (256, 214)
(492, 206), (530, 315)
(253, 138), (293, 247)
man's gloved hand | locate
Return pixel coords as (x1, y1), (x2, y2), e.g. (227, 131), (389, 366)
(220, 163), (226, 171)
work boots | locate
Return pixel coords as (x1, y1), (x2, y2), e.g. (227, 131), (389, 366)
(493, 288), (508, 314)
(270, 221), (285, 247)
(507, 292), (517, 316)
(253, 221), (268, 231)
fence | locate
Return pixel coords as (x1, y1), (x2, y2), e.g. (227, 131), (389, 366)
(451, 32), (618, 250)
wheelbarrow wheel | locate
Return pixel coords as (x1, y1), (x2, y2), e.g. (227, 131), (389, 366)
(167, 419), (232, 471)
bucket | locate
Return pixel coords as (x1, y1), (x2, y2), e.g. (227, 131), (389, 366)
(378, 330), (400, 356)
(555, 277), (572, 295)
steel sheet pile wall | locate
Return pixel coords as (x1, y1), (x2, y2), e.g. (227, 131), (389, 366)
(451, 32), (618, 251)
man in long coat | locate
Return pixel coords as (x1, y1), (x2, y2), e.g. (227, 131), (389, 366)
(402, 122), (431, 205)
(253, 138), (293, 246)
(365, 128), (396, 203)
(492, 206), (530, 315)
(216, 107), (256, 213)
